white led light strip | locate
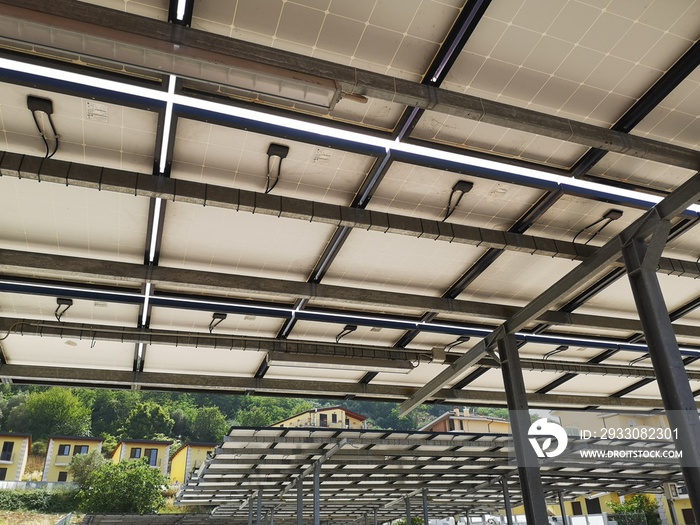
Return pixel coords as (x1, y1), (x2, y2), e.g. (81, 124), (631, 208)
(1, 56), (697, 214)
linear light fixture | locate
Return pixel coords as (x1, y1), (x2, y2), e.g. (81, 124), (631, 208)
(6, 278), (700, 357)
(148, 197), (162, 263)
(266, 352), (413, 374)
(2, 57), (699, 215)
(0, 15), (344, 110)
(141, 282), (152, 326)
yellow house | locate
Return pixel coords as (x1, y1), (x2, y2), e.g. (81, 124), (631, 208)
(41, 435), (103, 482)
(112, 439), (171, 476)
(169, 442), (217, 485)
(420, 408), (511, 434)
(272, 406), (367, 429)
(0, 433), (31, 482)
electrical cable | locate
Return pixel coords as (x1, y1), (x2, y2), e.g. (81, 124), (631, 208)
(443, 187), (466, 222)
(543, 345), (569, 360)
(572, 217), (607, 244)
(265, 155), (282, 194)
(629, 353), (649, 366)
(30, 110), (59, 159)
(572, 210), (623, 245)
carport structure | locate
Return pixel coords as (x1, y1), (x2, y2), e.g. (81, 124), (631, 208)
(174, 427), (684, 524)
(0, 0), (700, 520)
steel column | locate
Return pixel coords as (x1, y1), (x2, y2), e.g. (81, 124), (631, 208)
(558, 492), (567, 525)
(374, 508), (378, 525)
(297, 479), (303, 525)
(422, 488), (429, 525)
(314, 461), (321, 525)
(498, 333), (549, 525)
(500, 478), (513, 525)
(622, 230), (700, 516)
(465, 508), (470, 525)
(406, 497), (411, 525)
(257, 490), (262, 525)
(248, 496), (253, 525)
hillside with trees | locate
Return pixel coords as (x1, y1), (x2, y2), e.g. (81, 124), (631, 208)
(0, 385), (508, 458)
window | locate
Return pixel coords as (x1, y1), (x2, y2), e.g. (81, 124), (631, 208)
(585, 498), (601, 515)
(331, 413), (338, 424)
(571, 502), (583, 516)
(144, 448), (158, 467)
(57, 471), (68, 482)
(0, 468), (7, 480)
(73, 445), (89, 455)
(319, 414), (328, 427)
(1, 442), (13, 461)
(130, 447), (142, 459)
(57, 444), (71, 456)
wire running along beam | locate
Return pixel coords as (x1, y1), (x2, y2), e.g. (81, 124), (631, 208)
(400, 171), (700, 416)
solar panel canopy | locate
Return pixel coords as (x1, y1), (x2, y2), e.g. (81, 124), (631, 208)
(0, 0), (699, 415)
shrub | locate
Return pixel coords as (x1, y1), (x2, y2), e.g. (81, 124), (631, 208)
(79, 458), (167, 513)
(0, 489), (79, 512)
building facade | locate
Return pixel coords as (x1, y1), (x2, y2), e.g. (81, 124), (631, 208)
(420, 408), (511, 434)
(112, 439), (171, 476)
(170, 442), (217, 485)
(272, 407), (367, 429)
(0, 433), (30, 482)
(41, 435), (103, 482)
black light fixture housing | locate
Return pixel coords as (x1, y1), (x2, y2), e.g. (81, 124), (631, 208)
(265, 143), (289, 194)
(335, 324), (357, 343)
(209, 312), (227, 333)
(443, 180), (474, 221)
(55, 298), (73, 322)
(27, 95), (59, 159)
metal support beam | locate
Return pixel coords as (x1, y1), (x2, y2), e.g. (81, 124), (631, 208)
(422, 488), (429, 525)
(257, 490), (262, 525)
(2, 0), (699, 170)
(558, 492), (567, 525)
(0, 152), (601, 261)
(465, 507), (470, 525)
(10, 272), (700, 340)
(498, 334), (549, 525)
(0, 363), (695, 409)
(297, 479), (303, 525)
(5, 153), (700, 277)
(405, 496), (411, 525)
(400, 171), (700, 415)
(313, 462), (320, 525)
(248, 496), (253, 525)
(622, 221), (700, 516)
(500, 478), (513, 525)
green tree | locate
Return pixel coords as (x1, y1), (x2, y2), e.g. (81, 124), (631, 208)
(393, 518), (424, 525)
(79, 458), (167, 513)
(68, 449), (107, 487)
(191, 406), (229, 442)
(171, 408), (192, 439)
(120, 401), (174, 439)
(235, 403), (280, 427)
(7, 388), (90, 439)
(90, 390), (140, 437)
(607, 494), (660, 525)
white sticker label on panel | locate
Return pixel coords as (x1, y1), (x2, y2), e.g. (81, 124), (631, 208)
(86, 101), (109, 122)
